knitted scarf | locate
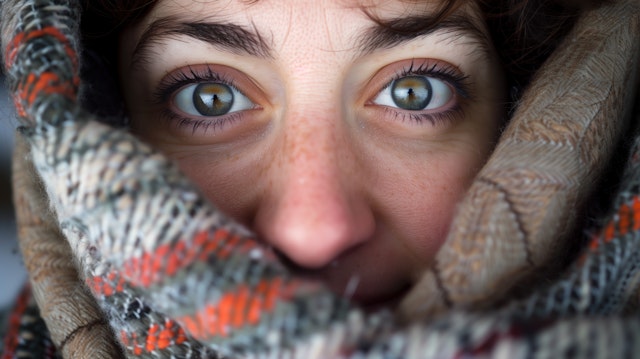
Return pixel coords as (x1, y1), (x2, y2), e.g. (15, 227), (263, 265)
(1, 0), (639, 358)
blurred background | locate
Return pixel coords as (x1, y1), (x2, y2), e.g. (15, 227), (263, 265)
(0, 81), (26, 308)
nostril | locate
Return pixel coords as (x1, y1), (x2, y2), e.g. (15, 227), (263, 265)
(270, 241), (356, 275)
(272, 247), (311, 273)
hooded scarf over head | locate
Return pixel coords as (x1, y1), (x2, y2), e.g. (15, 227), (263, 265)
(1, 0), (639, 358)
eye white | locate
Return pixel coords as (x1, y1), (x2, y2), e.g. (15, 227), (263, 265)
(373, 76), (452, 110)
(173, 83), (254, 116)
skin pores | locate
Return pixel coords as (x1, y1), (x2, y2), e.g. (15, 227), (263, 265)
(118, 0), (506, 309)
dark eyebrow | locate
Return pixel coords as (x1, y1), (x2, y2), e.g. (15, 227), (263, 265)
(129, 16), (272, 70)
(357, 13), (492, 58)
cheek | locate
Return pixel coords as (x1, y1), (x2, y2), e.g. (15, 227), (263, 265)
(371, 132), (496, 266)
(153, 143), (267, 224)
(423, 156), (480, 252)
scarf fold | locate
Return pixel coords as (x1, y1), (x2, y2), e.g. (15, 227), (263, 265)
(1, 0), (640, 358)
(400, 0), (640, 318)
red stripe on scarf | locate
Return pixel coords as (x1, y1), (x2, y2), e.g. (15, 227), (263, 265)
(1, 285), (32, 359)
(5, 27), (78, 71)
(121, 230), (271, 288)
(583, 195), (640, 262)
(119, 318), (188, 354)
(175, 278), (303, 340)
(5, 27), (79, 118)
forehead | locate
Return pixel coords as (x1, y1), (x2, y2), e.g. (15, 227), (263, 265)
(151, 0), (451, 15)
(121, 0), (492, 74)
(124, 0), (490, 60)
(143, 0), (474, 30)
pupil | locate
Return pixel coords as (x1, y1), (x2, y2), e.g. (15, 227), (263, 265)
(193, 83), (234, 116)
(391, 76), (432, 111)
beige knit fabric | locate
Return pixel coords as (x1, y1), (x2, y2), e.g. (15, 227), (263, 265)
(13, 137), (124, 358)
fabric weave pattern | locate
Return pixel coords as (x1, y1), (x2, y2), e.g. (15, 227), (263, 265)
(1, 0), (640, 358)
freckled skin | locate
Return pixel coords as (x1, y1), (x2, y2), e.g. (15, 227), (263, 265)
(119, 0), (506, 307)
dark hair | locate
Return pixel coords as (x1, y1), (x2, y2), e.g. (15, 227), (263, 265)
(479, 0), (598, 92)
(80, 0), (601, 98)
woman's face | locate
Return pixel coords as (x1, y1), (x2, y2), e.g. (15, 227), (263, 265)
(119, 0), (505, 309)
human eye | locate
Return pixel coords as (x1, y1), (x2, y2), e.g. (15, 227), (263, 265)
(153, 64), (261, 135)
(368, 60), (471, 126)
(174, 82), (254, 117)
(372, 75), (452, 111)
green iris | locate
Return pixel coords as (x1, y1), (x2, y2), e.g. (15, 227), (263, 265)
(193, 83), (234, 116)
(391, 76), (433, 111)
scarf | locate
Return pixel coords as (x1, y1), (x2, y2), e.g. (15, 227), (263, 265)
(1, 0), (639, 357)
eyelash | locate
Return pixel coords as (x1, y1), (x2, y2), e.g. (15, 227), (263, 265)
(153, 65), (249, 133)
(153, 61), (472, 134)
(374, 61), (472, 126)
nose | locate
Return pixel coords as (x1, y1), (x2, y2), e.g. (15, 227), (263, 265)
(253, 110), (375, 269)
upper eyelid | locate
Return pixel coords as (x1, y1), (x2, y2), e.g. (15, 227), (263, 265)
(154, 66), (225, 101)
(397, 62), (471, 93)
(153, 65), (256, 106)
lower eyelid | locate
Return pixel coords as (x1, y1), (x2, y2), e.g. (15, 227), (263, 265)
(161, 110), (246, 136)
(367, 101), (465, 129)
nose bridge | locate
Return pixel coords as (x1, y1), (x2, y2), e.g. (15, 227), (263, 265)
(253, 81), (374, 269)
(275, 100), (348, 229)
(282, 106), (339, 187)
(278, 59), (346, 185)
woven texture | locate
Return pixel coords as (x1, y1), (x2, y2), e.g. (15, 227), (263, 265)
(1, 0), (640, 358)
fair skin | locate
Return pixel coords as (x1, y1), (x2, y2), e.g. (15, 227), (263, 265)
(119, 0), (505, 309)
